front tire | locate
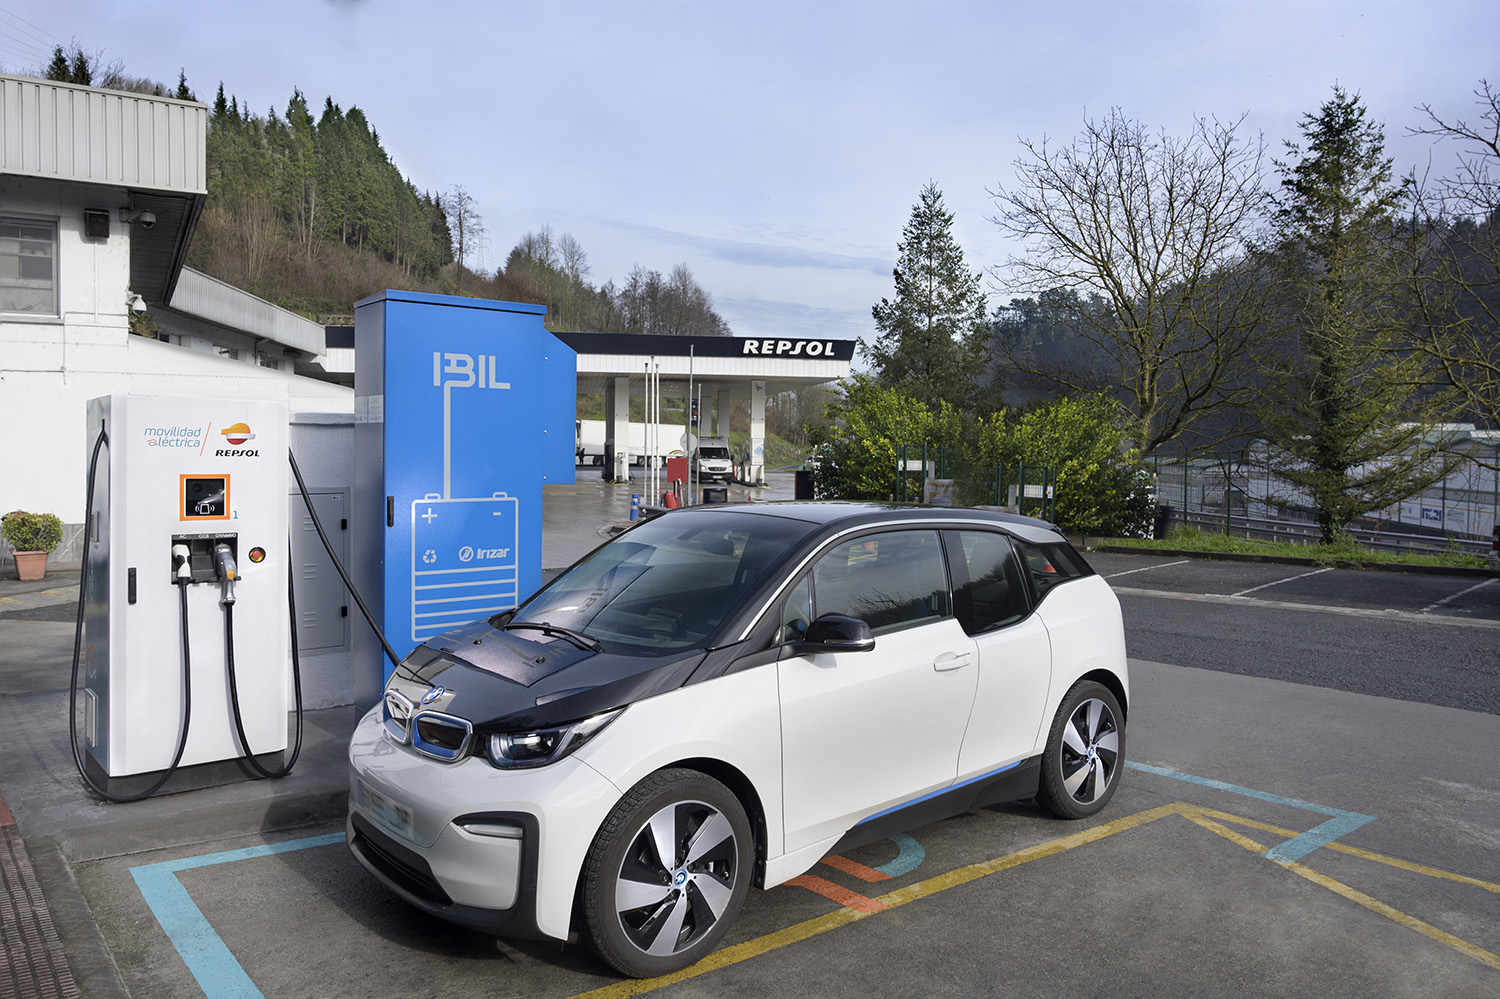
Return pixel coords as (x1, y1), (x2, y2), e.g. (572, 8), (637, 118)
(1037, 680), (1124, 819)
(582, 769), (752, 978)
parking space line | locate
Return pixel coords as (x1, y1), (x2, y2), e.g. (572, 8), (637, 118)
(1112, 586), (1500, 629)
(1231, 566), (1334, 597)
(1421, 577), (1499, 614)
(1103, 559), (1190, 578)
(875, 833), (925, 877)
(1189, 808), (1500, 895)
(784, 874), (886, 912)
(1183, 808), (1500, 973)
(130, 832), (345, 999)
(1125, 761), (1374, 861)
(819, 855), (891, 883)
(572, 804), (1187, 999)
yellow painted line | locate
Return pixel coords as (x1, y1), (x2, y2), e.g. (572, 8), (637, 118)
(1181, 811), (1269, 853)
(0, 597), (22, 606)
(1193, 807), (1500, 895)
(1184, 806), (1500, 973)
(571, 800), (1500, 998)
(42, 587), (78, 597)
(569, 803), (1187, 999)
(1277, 859), (1500, 973)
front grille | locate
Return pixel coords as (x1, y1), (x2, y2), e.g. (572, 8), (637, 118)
(351, 813), (452, 907)
(411, 711), (472, 761)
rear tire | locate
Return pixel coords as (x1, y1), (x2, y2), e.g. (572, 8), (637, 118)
(581, 769), (752, 978)
(1037, 680), (1124, 819)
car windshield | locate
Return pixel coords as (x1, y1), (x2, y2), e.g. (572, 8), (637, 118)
(516, 510), (807, 653)
(699, 446), (730, 459)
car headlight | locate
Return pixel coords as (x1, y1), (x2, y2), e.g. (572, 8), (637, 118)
(484, 709), (623, 769)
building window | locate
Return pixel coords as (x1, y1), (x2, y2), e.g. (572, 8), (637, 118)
(0, 218), (58, 317)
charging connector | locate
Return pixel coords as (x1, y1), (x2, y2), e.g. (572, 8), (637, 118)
(214, 543), (237, 606)
(172, 543), (191, 584)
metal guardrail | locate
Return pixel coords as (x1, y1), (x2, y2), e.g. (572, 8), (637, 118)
(1165, 508), (1490, 557)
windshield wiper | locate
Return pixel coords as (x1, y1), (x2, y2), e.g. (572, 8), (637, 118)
(500, 620), (603, 652)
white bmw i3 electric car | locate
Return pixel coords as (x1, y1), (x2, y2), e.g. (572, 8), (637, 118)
(348, 502), (1128, 977)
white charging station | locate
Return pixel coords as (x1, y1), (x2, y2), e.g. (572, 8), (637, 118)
(81, 394), (291, 793)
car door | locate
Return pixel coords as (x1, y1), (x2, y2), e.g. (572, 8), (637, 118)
(945, 530), (1053, 777)
(777, 529), (978, 853)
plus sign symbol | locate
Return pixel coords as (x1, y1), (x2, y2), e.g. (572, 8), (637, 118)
(421, 507), (438, 524)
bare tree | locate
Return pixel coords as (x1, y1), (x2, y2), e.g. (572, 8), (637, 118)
(1407, 80), (1500, 434)
(990, 109), (1271, 452)
(444, 184), (486, 289)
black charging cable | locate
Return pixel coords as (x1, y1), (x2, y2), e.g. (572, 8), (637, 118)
(287, 449), (418, 681)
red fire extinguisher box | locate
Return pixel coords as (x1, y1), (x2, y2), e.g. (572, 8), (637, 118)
(666, 456), (688, 483)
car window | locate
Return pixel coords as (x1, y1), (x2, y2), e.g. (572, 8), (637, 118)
(1015, 539), (1092, 598)
(777, 574), (812, 644)
(949, 531), (1030, 635)
(811, 530), (950, 634)
(518, 510), (805, 652)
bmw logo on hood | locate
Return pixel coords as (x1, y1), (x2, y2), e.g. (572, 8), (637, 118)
(420, 685), (448, 706)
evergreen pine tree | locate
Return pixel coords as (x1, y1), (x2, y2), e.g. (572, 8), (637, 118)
(1260, 86), (1453, 542)
(866, 183), (990, 412)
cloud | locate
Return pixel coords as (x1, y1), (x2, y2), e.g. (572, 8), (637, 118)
(592, 218), (891, 276)
(717, 295), (874, 349)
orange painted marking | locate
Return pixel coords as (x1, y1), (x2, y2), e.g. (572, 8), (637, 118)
(785, 874), (887, 913)
(820, 855), (892, 883)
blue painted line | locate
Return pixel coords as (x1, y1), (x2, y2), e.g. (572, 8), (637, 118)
(130, 832), (345, 999)
(1125, 761), (1374, 862)
(875, 834), (925, 877)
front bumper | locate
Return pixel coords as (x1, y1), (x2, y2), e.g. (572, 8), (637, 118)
(345, 705), (622, 940)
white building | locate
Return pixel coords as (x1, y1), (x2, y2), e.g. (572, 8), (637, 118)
(0, 74), (353, 567)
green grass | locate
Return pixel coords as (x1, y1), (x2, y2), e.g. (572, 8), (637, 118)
(1099, 525), (1490, 570)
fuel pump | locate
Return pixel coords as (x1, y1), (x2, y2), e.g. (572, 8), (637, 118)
(71, 395), (298, 799)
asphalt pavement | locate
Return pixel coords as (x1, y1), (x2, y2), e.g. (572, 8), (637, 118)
(2, 482), (1497, 998)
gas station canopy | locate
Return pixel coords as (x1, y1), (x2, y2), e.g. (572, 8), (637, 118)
(552, 332), (856, 399)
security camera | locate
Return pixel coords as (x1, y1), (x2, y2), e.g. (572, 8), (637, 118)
(129, 294), (147, 313)
(138, 211), (155, 229)
(122, 209), (156, 228)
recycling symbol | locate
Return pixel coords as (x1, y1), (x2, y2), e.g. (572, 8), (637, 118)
(422, 549), (437, 564)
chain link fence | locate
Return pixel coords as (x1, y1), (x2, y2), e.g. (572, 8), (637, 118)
(1144, 441), (1500, 557)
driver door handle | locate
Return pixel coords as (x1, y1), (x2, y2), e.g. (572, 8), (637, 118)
(933, 651), (972, 671)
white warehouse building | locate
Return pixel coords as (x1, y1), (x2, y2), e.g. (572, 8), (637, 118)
(0, 74), (354, 568)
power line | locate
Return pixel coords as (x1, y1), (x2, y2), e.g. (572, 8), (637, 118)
(0, 5), (64, 49)
(0, 33), (48, 65)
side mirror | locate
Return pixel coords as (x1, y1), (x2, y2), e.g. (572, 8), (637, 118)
(796, 613), (874, 653)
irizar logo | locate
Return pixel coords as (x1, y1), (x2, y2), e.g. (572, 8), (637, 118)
(458, 545), (512, 563)
(215, 422), (260, 457)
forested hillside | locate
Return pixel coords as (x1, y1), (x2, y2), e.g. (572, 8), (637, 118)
(20, 45), (732, 334)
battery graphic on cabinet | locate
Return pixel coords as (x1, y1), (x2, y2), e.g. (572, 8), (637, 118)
(410, 492), (520, 642)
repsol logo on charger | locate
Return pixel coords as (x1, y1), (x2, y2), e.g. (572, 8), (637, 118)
(215, 422), (261, 457)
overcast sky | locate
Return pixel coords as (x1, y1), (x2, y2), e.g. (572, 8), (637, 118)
(5, 0), (1497, 348)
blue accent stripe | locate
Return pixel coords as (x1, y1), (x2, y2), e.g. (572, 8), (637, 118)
(130, 832), (346, 999)
(1125, 762), (1374, 862)
(855, 761), (1022, 828)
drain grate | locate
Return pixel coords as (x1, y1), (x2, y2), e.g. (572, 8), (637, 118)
(1, 824), (80, 999)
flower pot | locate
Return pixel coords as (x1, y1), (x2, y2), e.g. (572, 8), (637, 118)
(12, 550), (48, 581)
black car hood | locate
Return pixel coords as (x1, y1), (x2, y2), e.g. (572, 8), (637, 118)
(388, 620), (706, 732)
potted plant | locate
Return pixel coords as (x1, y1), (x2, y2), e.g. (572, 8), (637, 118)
(2, 510), (64, 581)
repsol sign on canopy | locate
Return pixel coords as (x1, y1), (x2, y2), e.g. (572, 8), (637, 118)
(551, 331), (857, 362)
(740, 338), (840, 357)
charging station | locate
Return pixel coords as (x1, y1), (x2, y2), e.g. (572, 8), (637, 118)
(80, 394), (292, 794)
(352, 291), (577, 705)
